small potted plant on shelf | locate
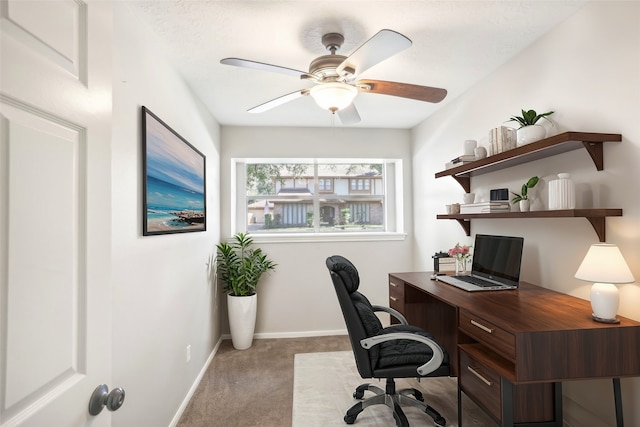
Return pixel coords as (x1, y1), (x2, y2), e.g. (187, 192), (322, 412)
(216, 232), (277, 350)
(511, 176), (539, 212)
(506, 109), (554, 146)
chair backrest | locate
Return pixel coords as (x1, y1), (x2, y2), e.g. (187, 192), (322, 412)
(326, 255), (380, 378)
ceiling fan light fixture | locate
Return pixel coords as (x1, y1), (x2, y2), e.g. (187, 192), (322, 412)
(310, 82), (357, 113)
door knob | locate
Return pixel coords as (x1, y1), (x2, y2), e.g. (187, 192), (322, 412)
(89, 384), (126, 416)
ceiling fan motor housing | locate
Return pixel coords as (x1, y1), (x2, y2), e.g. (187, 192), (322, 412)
(308, 55), (347, 81)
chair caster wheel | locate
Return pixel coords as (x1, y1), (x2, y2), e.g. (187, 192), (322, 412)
(434, 415), (446, 426)
(344, 415), (356, 424)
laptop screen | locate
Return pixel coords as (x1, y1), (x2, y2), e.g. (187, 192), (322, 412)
(471, 234), (524, 287)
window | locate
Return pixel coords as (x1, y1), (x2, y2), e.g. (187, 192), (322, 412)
(350, 178), (371, 192)
(349, 203), (371, 223)
(318, 178), (332, 192)
(233, 159), (404, 240)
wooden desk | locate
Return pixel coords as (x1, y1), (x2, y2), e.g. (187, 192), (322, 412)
(388, 272), (640, 427)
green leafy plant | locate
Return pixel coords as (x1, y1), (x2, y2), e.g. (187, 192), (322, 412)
(511, 176), (540, 204)
(506, 109), (554, 128)
(215, 232), (277, 296)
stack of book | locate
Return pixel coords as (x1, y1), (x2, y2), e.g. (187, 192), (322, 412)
(434, 256), (456, 272)
(460, 201), (511, 214)
(489, 126), (517, 154)
(445, 154), (476, 169)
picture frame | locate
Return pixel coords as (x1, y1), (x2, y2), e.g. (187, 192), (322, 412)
(142, 106), (206, 235)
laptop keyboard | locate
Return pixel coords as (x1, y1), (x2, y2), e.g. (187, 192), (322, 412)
(456, 275), (500, 288)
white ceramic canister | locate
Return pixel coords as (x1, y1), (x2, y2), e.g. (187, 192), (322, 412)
(548, 173), (575, 210)
(463, 140), (477, 156)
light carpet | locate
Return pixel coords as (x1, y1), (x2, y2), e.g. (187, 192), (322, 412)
(292, 351), (497, 427)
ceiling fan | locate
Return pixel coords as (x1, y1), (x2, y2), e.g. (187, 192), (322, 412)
(220, 29), (447, 125)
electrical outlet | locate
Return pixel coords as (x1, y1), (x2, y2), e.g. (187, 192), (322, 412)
(186, 345), (191, 363)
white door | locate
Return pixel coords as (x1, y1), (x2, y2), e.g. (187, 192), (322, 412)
(1, 1), (113, 426)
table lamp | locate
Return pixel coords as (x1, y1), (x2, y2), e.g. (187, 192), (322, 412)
(574, 243), (635, 323)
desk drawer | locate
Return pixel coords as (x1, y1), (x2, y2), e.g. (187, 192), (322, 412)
(460, 348), (502, 422)
(459, 310), (516, 361)
(388, 280), (404, 310)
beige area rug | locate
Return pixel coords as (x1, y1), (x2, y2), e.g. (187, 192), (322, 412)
(292, 351), (497, 427)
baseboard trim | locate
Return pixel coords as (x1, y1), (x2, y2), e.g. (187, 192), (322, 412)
(254, 329), (347, 339)
(168, 337), (224, 427)
(219, 329), (347, 341)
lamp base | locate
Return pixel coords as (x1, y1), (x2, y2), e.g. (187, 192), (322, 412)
(590, 282), (620, 324)
(592, 313), (620, 324)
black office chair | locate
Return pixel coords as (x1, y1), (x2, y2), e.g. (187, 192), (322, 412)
(326, 255), (450, 427)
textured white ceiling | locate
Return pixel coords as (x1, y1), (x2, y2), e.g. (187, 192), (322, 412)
(127, 0), (588, 129)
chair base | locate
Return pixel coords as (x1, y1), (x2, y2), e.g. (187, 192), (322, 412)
(344, 379), (446, 427)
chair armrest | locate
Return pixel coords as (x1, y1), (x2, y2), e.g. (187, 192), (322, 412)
(360, 333), (444, 376)
(371, 305), (408, 325)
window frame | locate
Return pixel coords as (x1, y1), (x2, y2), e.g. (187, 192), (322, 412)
(230, 158), (406, 242)
(318, 178), (333, 193)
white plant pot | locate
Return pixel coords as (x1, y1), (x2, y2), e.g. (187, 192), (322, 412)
(227, 293), (257, 350)
(517, 125), (546, 146)
(519, 199), (530, 212)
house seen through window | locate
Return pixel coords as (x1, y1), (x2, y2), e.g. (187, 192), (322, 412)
(237, 160), (402, 236)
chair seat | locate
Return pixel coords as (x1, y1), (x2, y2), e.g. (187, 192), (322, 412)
(376, 325), (450, 372)
(373, 362), (452, 379)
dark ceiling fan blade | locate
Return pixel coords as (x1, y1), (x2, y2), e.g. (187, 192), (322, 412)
(221, 58), (308, 78)
(336, 29), (412, 78)
(338, 103), (361, 125)
(248, 89), (309, 113)
(357, 79), (447, 103)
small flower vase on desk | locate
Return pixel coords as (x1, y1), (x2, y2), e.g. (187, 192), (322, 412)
(449, 242), (472, 275)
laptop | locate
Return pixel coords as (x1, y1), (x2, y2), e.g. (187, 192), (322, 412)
(437, 234), (524, 292)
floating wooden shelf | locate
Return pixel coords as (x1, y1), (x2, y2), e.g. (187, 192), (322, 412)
(436, 209), (623, 242)
(435, 132), (622, 193)
(435, 131), (623, 241)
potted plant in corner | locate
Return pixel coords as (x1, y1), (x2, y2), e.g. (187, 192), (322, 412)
(506, 109), (554, 146)
(511, 176), (539, 212)
(215, 232), (276, 350)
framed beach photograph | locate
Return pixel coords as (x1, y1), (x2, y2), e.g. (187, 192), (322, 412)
(142, 106), (206, 235)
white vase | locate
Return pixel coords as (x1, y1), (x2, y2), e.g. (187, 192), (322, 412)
(548, 173), (575, 210)
(519, 199), (530, 212)
(464, 139), (477, 156)
(474, 146), (487, 160)
(517, 125), (546, 146)
(227, 293), (257, 350)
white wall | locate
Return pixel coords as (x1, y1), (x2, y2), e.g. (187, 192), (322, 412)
(220, 126), (413, 336)
(111, 4), (221, 427)
(412, 2), (640, 426)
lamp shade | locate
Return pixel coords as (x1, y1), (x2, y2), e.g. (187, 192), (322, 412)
(310, 82), (357, 113)
(574, 244), (635, 284)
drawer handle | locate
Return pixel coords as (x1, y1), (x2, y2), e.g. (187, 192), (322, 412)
(470, 319), (493, 334)
(467, 366), (492, 387)
(390, 296), (398, 302)
(390, 282), (398, 287)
